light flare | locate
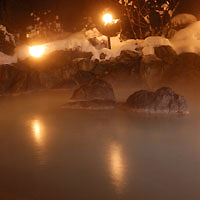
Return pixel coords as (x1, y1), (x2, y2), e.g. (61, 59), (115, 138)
(29, 45), (45, 58)
(103, 13), (113, 25)
(32, 120), (42, 142)
(103, 13), (119, 25)
(31, 119), (46, 165)
(109, 142), (126, 193)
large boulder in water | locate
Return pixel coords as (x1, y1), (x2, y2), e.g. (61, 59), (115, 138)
(71, 79), (115, 101)
(65, 79), (116, 110)
(125, 87), (189, 114)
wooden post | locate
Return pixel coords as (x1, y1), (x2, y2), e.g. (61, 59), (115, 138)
(108, 36), (111, 49)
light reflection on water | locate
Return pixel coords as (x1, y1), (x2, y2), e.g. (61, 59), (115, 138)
(109, 142), (126, 193)
(32, 120), (42, 143)
(0, 91), (200, 200)
(31, 119), (46, 165)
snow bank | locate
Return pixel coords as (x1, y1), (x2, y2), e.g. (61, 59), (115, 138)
(142, 36), (171, 55)
(170, 21), (200, 54)
(15, 29), (142, 60)
(172, 21), (200, 41)
(14, 30), (175, 61)
(171, 39), (200, 55)
(171, 14), (197, 28)
(0, 52), (17, 65)
(16, 29), (170, 60)
(5, 21), (200, 65)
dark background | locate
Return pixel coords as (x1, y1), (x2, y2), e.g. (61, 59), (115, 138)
(1, 0), (199, 32)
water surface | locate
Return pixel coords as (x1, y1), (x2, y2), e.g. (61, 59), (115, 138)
(0, 90), (200, 200)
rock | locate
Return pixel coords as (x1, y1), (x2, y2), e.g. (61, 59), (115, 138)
(0, 25), (15, 55)
(176, 52), (200, 69)
(154, 45), (177, 65)
(118, 50), (141, 63)
(126, 90), (155, 111)
(10, 70), (40, 93)
(20, 50), (71, 70)
(39, 68), (64, 89)
(0, 65), (19, 93)
(70, 49), (93, 60)
(92, 60), (111, 77)
(101, 50), (141, 82)
(0, 64), (40, 94)
(71, 58), (95, 71)
(66, 79), (116, 110)
(165, 52), (200, 86)
(64, 99), (116, 110)
(169, 52), (200, 77)
(71, 79), (115, 101)
(125, 87), (189, 114)
(100, 53), (106, 60)
(88, 38), (107, 49)
(140, 55), (164, 89)
(73, 71), (96, 85)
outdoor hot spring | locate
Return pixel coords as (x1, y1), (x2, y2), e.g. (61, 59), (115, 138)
(0, 0), (200, 199)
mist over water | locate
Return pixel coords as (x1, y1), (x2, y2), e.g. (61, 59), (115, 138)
(0, 85), (200, 200)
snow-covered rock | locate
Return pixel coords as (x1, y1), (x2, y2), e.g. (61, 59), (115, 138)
(171, 14), (197, 30)
(170, 21), (200, 54)
(172, 21), (200, 41)
(142, 36), (171, 55)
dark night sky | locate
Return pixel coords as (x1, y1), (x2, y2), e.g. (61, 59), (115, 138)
(24, 0), (200, 16)
(5, 0), (200, 32)
(6, 0), (108, 31)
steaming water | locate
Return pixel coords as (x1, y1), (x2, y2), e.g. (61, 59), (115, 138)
(0, 90), (200, 200)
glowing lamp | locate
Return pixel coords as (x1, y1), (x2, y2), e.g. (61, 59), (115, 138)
(102, 13), (119, 50)
(103, 13), (113, 25)
(29, 45), (45, 58)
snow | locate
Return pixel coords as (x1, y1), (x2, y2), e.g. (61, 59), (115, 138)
(13, 26), (200, 62)
(142, 36), (171, 55)
(170, 21), (200, 54)
(0, 25), (16, 45)
(3, 20), (200, 66)
(171, 39), (200, 55)
(0, 52), (17, 65)
(15, 29), (142, 61)
(172, 21), (200, 41)
(171, 14), (197, 28)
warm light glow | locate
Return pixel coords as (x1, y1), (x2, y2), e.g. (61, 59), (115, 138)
(29, 45), (45, 58)
(32, 120), (41, 141)
(31, 119), (46, 165)
(103, 13), (119, 25)
(109, 142), (126, 192)
(103, 13), (113, 25)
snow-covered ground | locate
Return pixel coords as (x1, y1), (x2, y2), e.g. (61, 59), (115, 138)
(2, 20), (200, 65)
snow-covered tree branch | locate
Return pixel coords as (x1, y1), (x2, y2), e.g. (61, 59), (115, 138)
(111, 0), (180, 39)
